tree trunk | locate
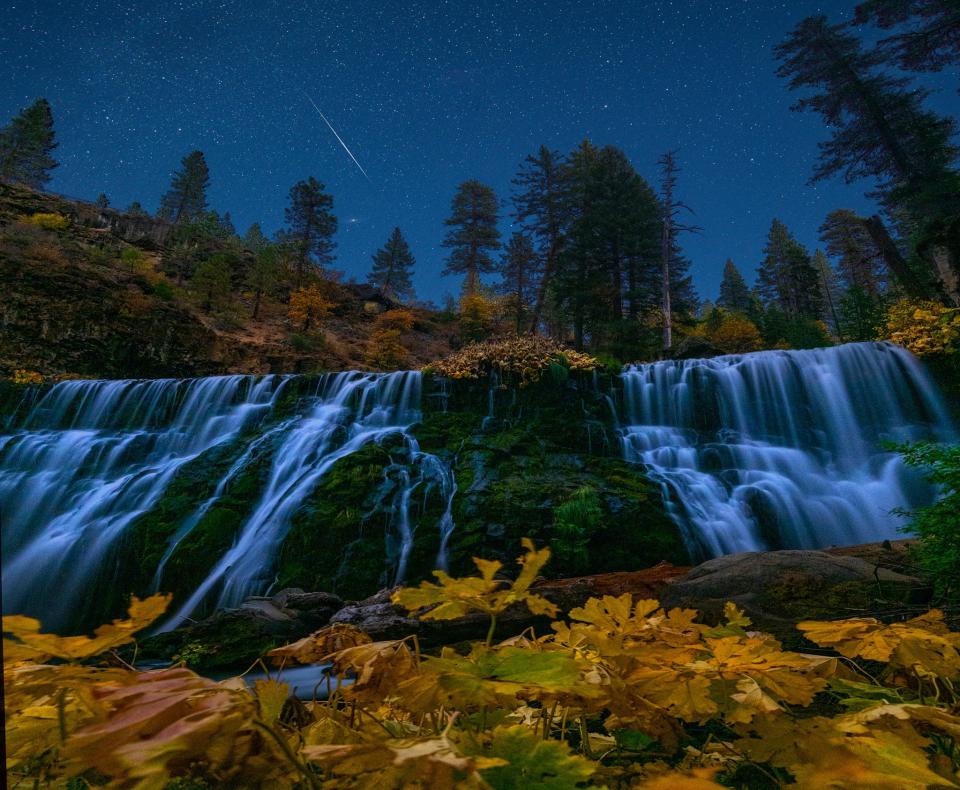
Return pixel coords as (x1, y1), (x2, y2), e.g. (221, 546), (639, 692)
(661, 219), (673, 352)
(862, 215), (932, 300)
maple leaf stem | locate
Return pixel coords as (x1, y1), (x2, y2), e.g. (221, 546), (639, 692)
(486, 615), (497, 647)
(252, 719), (319, 790)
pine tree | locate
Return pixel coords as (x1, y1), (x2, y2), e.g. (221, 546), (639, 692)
(512, 146), (568, 332)
(283, 176), (337, 288)
(368, 227), (416, 301)
(0, 98), (58, 189)
(160, 151), (210, 224)
(191, 254), (232, 313)
(498, 232), (539, 332)
(247, 245), (283, 319)
(95, 193), (109, 209)
(441, 180), (500, 296)
(657, 151), (699, 351)
(125, 201), (147, 217)
(717, 260), (752, 314)
(818, 209), (886, 296)
(243, 223), (270, 254)
(775, 15), (958, 219)
(757, 219), (823, 319)
(814, 249), (844, 337)
(855, 1), (960, 79)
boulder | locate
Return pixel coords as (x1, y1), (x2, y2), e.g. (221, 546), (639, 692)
(330, 564), (691, 645)
(660, 549), (929, 645)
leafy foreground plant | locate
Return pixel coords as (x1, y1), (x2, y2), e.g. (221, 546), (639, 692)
(6, 543), (960, 788)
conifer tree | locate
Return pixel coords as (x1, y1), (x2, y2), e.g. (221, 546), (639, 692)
(243, 223), (270, 254)
(125, 201), (147, 217)
(441, 180), (500, 296)
(855, 0), (960, 79)
(819, 209), (886, 297)
(512, 146), (568, 332)
(814, 249), (844, 337)
(368, 227), (416, 301)
(95, 193), (109, 209)
(498, 232), (539, 332)
(0, 98), (58, 189)
(247, 245), (283, 319)
(757, 219), (823, 319)
(191, 254), (232, 313)
(657, 150), (699, 351)
(283, 176), (337, 288)
(775, 15), (958, 219)
(160, 151), (210, 224)
(717, 259), (752, 314)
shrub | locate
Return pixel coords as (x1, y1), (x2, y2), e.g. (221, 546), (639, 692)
(425, 335), (598, 384)
(458, 292), (496, 341)
(20, 212), (68, 231)
(708, 314), (763, 354)
(884, 298), (960, 356)
(553, 486), (601, 574)
(898, 442), (960, 602)
(11, 369), (43, 385)
(288, 285), (333, 332)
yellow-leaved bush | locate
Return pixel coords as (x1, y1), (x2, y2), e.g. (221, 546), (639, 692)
(5, 542), (960, 789)
(424, 335), (598, 384)
(883, 298), (960, 356)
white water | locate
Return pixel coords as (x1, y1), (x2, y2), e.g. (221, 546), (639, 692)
(1, 370), (457, 631)
(619, 342), (955, 557)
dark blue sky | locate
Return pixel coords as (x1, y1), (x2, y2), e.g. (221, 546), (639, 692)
(2, 1), (957, 304)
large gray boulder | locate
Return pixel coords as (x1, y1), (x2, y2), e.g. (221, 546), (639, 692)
(660, 549), (929, 644)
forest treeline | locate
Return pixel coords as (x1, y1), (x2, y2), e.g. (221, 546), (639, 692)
(1, 2), (958, 363)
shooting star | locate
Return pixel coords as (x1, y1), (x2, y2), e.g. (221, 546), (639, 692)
(303, 93), (371, 182)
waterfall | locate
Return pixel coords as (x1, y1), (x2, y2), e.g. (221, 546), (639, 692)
(0, 375), (286, 628)
(1, 370), (459, 632)
(619, 342), (955, 557)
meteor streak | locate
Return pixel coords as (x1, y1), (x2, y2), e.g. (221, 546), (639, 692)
(303, 93), (371, 182)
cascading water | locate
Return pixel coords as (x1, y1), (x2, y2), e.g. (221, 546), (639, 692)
(0, 370), (458, 632)
(619, 342), (955, 558)
(0, 375), (286, 628)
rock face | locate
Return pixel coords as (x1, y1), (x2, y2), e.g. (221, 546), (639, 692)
(660, 548), (929, 644)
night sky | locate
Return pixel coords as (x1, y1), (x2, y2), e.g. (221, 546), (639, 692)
(2, 1), (957, 304)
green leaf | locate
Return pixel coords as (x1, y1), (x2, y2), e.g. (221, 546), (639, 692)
(471, 725), (595, 789)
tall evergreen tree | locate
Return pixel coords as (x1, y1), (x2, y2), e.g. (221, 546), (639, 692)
(775, 15), (958, 219)
(283, 176), (337, 288)
(498, 232), (540, 332)
(512, 146), (568, 333)
(819, 209), (886, 296)
(717, 259), (752, 313)
(160, 150), (211, 224)
(441, 180), (501, 296)
(368, 227), (416, 301)
(243, 223), (270, 254)
(125, 201), (147, 217)
(95, 193), (109, 209)
(657, 151), (699, 352)
(0, 98), (58, 189)
(814, 249), (844, 337)
(757, 219), (823, 319)
(855, 0), (960, 79)
(247, 245), (284, 319)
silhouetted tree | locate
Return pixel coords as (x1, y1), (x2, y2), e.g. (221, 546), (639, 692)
(441, 180), (501, 296)
(819, 209), (886, 296)
(512, 146), (568, 332)
(718, 259), (752, 313)
(283, 177), (337, 288)
(95, 193), (109, 209)
(657, 150), (699, 351)
(757, 219), (823, 319)
(160, 151), (210, 224)
(368, 227), (416, 301)
(0, 98), (57, 189)
(498, 232), (540, 332)
(855, 0), (960, 79)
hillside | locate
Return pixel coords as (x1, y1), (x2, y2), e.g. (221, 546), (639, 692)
(0, 183), (457, 378)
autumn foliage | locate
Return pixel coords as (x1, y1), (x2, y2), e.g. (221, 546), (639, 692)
(425, 335), (598, 384)
(6, 542), (960, 788)
(883, 298), (960, 356)
(288, 285), (335, 332)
